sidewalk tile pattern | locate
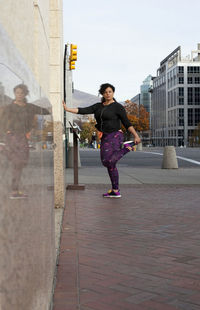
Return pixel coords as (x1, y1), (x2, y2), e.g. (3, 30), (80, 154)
(54, 185), (200, 310)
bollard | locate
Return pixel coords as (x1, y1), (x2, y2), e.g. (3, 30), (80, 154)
(67, 144), (81, 168)
(137, 142), (142, 151)
(162, 146), (178, 169)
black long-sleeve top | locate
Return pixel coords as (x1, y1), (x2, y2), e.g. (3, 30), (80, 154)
(0, 102), (50, 135)
(78, 101), (132, 133)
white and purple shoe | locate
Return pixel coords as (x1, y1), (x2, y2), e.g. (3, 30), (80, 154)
(103, 190), (121, 198)
(122, 141), (136, 149)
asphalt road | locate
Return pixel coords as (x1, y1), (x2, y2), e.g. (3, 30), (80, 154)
(80, 147), (200, 169)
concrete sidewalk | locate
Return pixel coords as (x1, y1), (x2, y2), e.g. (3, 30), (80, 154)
(65, 146), (200, 186)
(53, 148), (200, 309)
(53, 180), (200, 310)
(65, 166), (200, 185)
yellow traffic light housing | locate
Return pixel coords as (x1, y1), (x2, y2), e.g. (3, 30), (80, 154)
(70, 61), (76, 70)
(69, 44), (77, 70)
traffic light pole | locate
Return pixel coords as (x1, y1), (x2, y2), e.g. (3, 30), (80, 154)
(64, 43), (74, 146)
(64, 44), (84, 190)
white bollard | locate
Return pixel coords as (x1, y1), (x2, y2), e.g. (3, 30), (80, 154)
(162, 146), (178, 169)
(137, 142), (142, 151)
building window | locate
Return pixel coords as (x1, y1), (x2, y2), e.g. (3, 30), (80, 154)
(195, 108), (200, 125)
(188, 77), (193, 84)
(188, 87), (193, 105)
(194, 67), (200, 73)
(168, 92), (171, 108)
(188, 66), (200, 74)
(188, 109), (193, 126)
(178, 129), (184, 137)
(179, 109), (184, 126)
(178, 87), (184, 104)
(188, 67), (193, 73)
(174, 76), (176, 85)
(195, 87), (200, 104)
(179, 66), (184, 73)
(171, 91), (173, 107)
(168, 111), (171, 127)
(179, 87), (184, 96)
(179, 118), (184, 126)
(195, 77), (200, 84)
(174, 90), (177, 106)
(179, 108), (184, 117)
(179, 77), (184, 84)
(179, 97), (184, 105)
(178, 87), (184, 105)
(174, 109), (177, 126)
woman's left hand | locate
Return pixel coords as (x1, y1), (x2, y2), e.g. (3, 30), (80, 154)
(134, 136), (141, 145)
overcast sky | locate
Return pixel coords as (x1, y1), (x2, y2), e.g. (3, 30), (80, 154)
(63, 0), (200, 101)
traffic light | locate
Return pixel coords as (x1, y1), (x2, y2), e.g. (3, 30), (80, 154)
(69, 44), (77, 70)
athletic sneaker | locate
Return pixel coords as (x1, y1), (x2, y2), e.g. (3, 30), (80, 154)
(103, 190), (121, 198)
(9, 191), (28, 199)
(123, 140), (136, 148)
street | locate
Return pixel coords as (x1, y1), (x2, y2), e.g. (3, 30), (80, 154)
(80, 147), (200, 169)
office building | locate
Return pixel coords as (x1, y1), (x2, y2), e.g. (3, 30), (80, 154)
(151, 44), (200, 146)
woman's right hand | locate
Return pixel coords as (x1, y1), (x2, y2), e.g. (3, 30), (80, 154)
(62, 102), (78, 114)
(62, 100), (67, 111)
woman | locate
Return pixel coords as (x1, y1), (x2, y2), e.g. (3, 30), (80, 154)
(63, 83), (141, 198)
(0, 84), (50, 199)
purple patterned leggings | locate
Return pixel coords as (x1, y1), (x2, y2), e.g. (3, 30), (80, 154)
(100, 131), (129, 190)
(5, 133), (29, 191)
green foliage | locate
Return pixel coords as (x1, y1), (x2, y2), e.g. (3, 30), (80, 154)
(80, 120), (97, 143)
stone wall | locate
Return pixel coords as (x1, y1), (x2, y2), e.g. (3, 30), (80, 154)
(0, 0), (64, 308)
(49, 0), (65, 208)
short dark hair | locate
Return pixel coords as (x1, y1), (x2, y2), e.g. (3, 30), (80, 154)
(98, 83), (115, 95)
(13, 84), (29, 96)
(98, 83), (116, 103)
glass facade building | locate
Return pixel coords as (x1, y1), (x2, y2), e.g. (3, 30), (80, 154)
(131, 93), (140, 105)
(140, 75), (153, 129)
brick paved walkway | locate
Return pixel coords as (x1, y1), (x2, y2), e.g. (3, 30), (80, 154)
(53, 185), (200, 310)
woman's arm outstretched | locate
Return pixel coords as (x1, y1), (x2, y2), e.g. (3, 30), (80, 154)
(63, 101), (78, 114)
(128, 126), (141, 144)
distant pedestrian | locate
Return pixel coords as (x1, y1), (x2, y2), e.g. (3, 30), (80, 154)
(91, 132), (97, 149)
(63, 83), (141, 198)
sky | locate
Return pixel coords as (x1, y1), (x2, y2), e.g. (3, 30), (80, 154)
(63, 0), (200, 101)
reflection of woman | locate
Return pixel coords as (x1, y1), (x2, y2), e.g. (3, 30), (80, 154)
(63, 83), (141, 198)
(0, 84), (49, 199)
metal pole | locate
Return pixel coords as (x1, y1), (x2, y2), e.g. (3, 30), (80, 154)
(73, 131), (78, 185)
(64, 44), (68, 167)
